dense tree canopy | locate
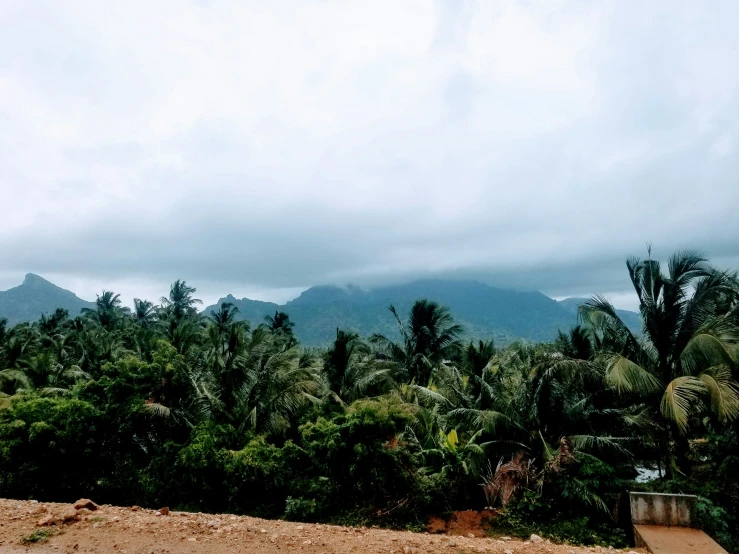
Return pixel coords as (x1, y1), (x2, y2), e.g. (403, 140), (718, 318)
(1, 250), (738, 550)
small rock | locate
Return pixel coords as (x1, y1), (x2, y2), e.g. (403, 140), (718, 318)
(467, 533), (475, 538)
(113, 516), (120, 522)
(504, 550), (514, 554)
(448, 540), (457, 547)
(530, 534), (543, 544)
(302, 539), (312, 545)
(61, 510), (81, 523)
(296, 525), (304, 530)
(131, 506), (141, 511)
(37, 514), (59, 526)
(500, 536), (512, 541)
(73, 499), (99, 511)
(158, 507), (170, 515)
(260, 529), (267, 533)
(187, 537), (197, 542)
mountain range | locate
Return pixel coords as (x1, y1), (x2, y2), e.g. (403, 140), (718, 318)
(204, 280), (642, 346)
(0, 274), (642, 346)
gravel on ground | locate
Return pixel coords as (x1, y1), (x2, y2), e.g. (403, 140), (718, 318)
(0, 498), (645, 554)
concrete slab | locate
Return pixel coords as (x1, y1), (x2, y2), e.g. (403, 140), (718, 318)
(634, 525), (728, 554)
(630, 492), (697, 527)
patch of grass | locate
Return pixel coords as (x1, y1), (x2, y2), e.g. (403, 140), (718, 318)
(20, 528), (56, 544)
(88, 516), (106, 522)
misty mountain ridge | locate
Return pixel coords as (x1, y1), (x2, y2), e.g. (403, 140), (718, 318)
(0, 275), (641, 346)
(206, 279), (641, 346)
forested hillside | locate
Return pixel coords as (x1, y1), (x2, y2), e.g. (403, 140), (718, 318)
(0, 274), (93, 327)
(0, 252), (738, 551)
(1, 277), (642, 346)
(205, 280), (639, 345)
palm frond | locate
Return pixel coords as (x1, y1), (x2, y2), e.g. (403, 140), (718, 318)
(604, 355), (662, 394)
(660, 376), (705, 433)
(698, 365), (739, 423)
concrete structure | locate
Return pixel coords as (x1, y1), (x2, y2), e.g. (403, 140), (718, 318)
(630, 492), (728, 554)
(629, 492), (697, 527)
(633, 525), (728, 554)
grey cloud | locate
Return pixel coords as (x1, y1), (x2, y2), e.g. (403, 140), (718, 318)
(1, 0), (739, 309)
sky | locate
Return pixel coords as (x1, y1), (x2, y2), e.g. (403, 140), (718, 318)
(1, 0), (738, 311)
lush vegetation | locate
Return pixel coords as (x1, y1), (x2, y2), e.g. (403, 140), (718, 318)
(1, 251), (738, 551)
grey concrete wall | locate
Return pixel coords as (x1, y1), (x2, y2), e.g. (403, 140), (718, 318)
(630, 492), (697, 527)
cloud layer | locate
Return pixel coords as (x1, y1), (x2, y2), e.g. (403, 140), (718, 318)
(2, 0), (738, 309)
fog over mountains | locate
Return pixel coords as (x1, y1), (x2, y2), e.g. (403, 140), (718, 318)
(0, 274), (640, 346)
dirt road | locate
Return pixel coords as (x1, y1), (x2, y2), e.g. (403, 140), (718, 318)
(0, 498), (640, 554)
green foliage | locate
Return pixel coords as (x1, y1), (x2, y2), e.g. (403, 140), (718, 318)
(0, 262), (737, 551)
(0, 395), (101, 499)
(20, 528), (56, 544)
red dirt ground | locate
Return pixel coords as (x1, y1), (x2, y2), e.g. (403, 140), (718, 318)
(0, 498), (645, 554)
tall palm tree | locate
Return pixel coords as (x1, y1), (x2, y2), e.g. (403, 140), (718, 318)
(206, 302), (249, 375)
(371, 300), (463, 386)
(132, 298), (158, 328)
(83, 290), (125, 330)
(322, 328), (395, 402)
(581, 250), (739, 471)
(0, 318), (7, 346)
(264, 311), (297, 348)
(161, 280), (202, 321)
(324, 328), (362, 394)
(209, 303), (243, 335)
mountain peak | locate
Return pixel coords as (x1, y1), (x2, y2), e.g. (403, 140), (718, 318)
(0, 274), (94, 327)
(22, 273), (54, 288)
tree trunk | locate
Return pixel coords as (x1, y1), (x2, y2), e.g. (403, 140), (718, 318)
(667, 424), (691, 478)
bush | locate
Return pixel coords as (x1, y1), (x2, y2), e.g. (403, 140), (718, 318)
(0, 395), (101, 500)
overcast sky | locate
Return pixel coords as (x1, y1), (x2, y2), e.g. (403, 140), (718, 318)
(1, 0), (738, 311)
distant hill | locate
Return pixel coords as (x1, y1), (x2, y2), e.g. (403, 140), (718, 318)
(204, 280), (643, 347)
(0, 273), (94, 326)
(0, 274), (643, 346)
(557, 297), (642, 333)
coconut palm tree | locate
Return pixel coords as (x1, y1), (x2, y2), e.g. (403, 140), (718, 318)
(322, 328), (396, 403)
(581, 249), (739, 472)
(161, 280), (202, 321)
(83, 290), (125, 330)
(132, 299), (158, 328)
(370, 300), (463, 386)
(186, 330), (319, 436)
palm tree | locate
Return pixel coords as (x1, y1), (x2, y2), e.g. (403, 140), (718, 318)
(83, 290), (124, 330)
(581, 249), (739, 472)
(38, 308), (69, 335)
(0, 318), (7, 345)
(132, 299), (158, 328)
(18, 352), (91, 394)
(371, 300), (463, 386)
(264, 311), (297, 348)
(205, 302), (249, 376)
(209, 303), (244, 335)
(322, 328), (395, 402)
(186, 330), (319, 436)
(161, 280), (202, 321)
(264, 311), (294, 333)
(324, 328), (362, 395)
(555, 326), (594, 361)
